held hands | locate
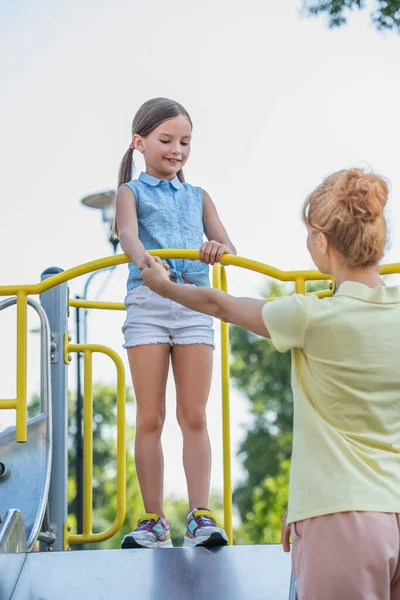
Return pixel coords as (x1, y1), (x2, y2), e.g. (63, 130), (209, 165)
(136, 254), (153, 270)
(140, 254), (171, 292)
(281, 512), (291, 553)
(200, 241), (230, 265)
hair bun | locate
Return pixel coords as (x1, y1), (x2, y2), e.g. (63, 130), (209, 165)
(303, 167), (388, 269)
(338, 169), (388, 222)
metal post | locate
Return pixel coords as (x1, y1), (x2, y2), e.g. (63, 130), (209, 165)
(74, 249), (117, 548)
(40, 267), (68, 552)
(75, 298), (84, 547)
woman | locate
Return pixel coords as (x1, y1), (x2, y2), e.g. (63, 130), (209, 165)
(141, 168), (400, 600)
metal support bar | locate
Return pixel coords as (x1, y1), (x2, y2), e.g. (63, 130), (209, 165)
(40, 267), (68, 552)
(66, 343), (126, 547)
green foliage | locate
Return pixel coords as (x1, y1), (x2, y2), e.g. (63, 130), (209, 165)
(231, 279), (329, 542)
(67, 383), (144, 549)
(303, 0), (400, 33)
(28, 384), (226, 549)
(29, 384), (144, 549)
(164, 497), (191, 547)
(230, 282), (293, 530)
(236, 460), (291, 545)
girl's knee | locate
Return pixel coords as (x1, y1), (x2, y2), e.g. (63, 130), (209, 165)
(137, 412), (165, 435)
(177, 407), (207, 432)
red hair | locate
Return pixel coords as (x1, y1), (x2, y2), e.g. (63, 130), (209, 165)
(303, 169), (388, 269)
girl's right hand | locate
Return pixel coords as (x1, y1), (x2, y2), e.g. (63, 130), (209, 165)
(135, 253), (152, 270)
(137, 253), (169, 273)
(152, 256), (170, 274)
(141, 255), (171, 290)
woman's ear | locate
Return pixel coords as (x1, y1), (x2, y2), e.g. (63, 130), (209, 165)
(133, 134), (144, 153)
(317, 232), (329, 255)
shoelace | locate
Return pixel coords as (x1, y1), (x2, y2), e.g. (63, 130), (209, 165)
(196, 516), (216, 527)
(137, 518), (156, 532)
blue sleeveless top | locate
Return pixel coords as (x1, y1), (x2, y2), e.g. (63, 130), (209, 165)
(123, 172), (210, 291)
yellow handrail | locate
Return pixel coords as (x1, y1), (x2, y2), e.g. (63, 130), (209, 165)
(0, 252), (398, 298)
(64, 343), (126, 548)
(0, 251), (337, 443)
(212, 265), (233, 543)
(0, 292), (28, 442)
(215, 265), (234, 545)
(70, 298), (125, 311)
(1, 251), (399, 546)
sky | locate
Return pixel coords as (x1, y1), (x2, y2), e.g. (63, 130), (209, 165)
(1, 0), (400, 502)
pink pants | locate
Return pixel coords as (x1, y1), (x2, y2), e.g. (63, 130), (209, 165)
(291, 512), (400, 600)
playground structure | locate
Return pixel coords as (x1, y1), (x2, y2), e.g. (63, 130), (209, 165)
(1, 250), (399, 599)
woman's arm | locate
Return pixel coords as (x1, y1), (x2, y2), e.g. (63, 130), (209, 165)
(141, 256), (270, 338)
(115, 186), (149, 269)
(200, 190), (237, 264)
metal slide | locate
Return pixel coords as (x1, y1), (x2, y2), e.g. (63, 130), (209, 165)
(0, 415), (53, 553)
(0, 297), (53, 553)
(0, 544), (294, 600)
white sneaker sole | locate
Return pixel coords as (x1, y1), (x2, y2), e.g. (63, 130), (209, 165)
(121, 536), (173, 549)
(183, 531), (228, 548)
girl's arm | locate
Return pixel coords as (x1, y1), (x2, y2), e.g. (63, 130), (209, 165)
(115, 186), (149, 269)
(201, 190), (237, 264)
(141, 256), (269, 338)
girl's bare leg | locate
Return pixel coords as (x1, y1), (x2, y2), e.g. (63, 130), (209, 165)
(172, 344), (213, 510)
(127, 344), (170, 516)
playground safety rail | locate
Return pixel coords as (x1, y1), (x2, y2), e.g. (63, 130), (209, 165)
(1, 251), (399, 550)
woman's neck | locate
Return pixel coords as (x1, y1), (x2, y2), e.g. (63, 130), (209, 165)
(332, 265), (384, 289)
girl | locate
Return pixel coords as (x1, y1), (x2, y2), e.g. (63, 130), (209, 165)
(115, 97), (236, 549)
(142, 169), (400, 599)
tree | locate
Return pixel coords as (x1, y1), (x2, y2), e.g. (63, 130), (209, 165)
(236, 460), (291, 545)
(303, 0), (400, 33)
(230, 282), (293, 524)
(28, 384), (226, 548)
(231, 281), (329, 541)
(28, 384), (143, 549)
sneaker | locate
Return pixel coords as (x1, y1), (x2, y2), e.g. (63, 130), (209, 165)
(183, 508), (228, 548)
(121, 513), (173, 549)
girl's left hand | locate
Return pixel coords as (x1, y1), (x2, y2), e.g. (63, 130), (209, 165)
(200, 241), (230, 265)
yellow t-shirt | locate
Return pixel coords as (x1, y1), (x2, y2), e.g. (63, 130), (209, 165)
(262, 281), (400, 525)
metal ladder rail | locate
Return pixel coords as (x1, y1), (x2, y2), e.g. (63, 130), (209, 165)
(0, 297), (53, 551)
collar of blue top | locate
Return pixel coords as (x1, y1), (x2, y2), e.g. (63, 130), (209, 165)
(139, 171), (182, 190)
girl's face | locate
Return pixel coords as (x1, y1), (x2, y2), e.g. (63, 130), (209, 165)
(307, 227), (330, 274)
(134, 114), (192, 180)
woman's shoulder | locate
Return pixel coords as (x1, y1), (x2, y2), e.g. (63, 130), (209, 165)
(267, 292), (331, 322)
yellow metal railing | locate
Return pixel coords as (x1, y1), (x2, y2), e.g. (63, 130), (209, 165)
(1, 251), (399, 547)
(63, 342), (126, 549)
(212, 263), (233, 544)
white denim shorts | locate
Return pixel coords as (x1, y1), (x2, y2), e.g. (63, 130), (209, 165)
(122, 285), (215, 349)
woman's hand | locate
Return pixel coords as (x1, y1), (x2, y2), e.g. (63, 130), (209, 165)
(281, 512), (291, 553)
(137, 253), (169, 272)
(141, 254), (171, 292)
(200, 241), (230, 265)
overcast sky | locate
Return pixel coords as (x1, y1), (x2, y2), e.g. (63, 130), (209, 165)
(1, 0), (400, 499)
